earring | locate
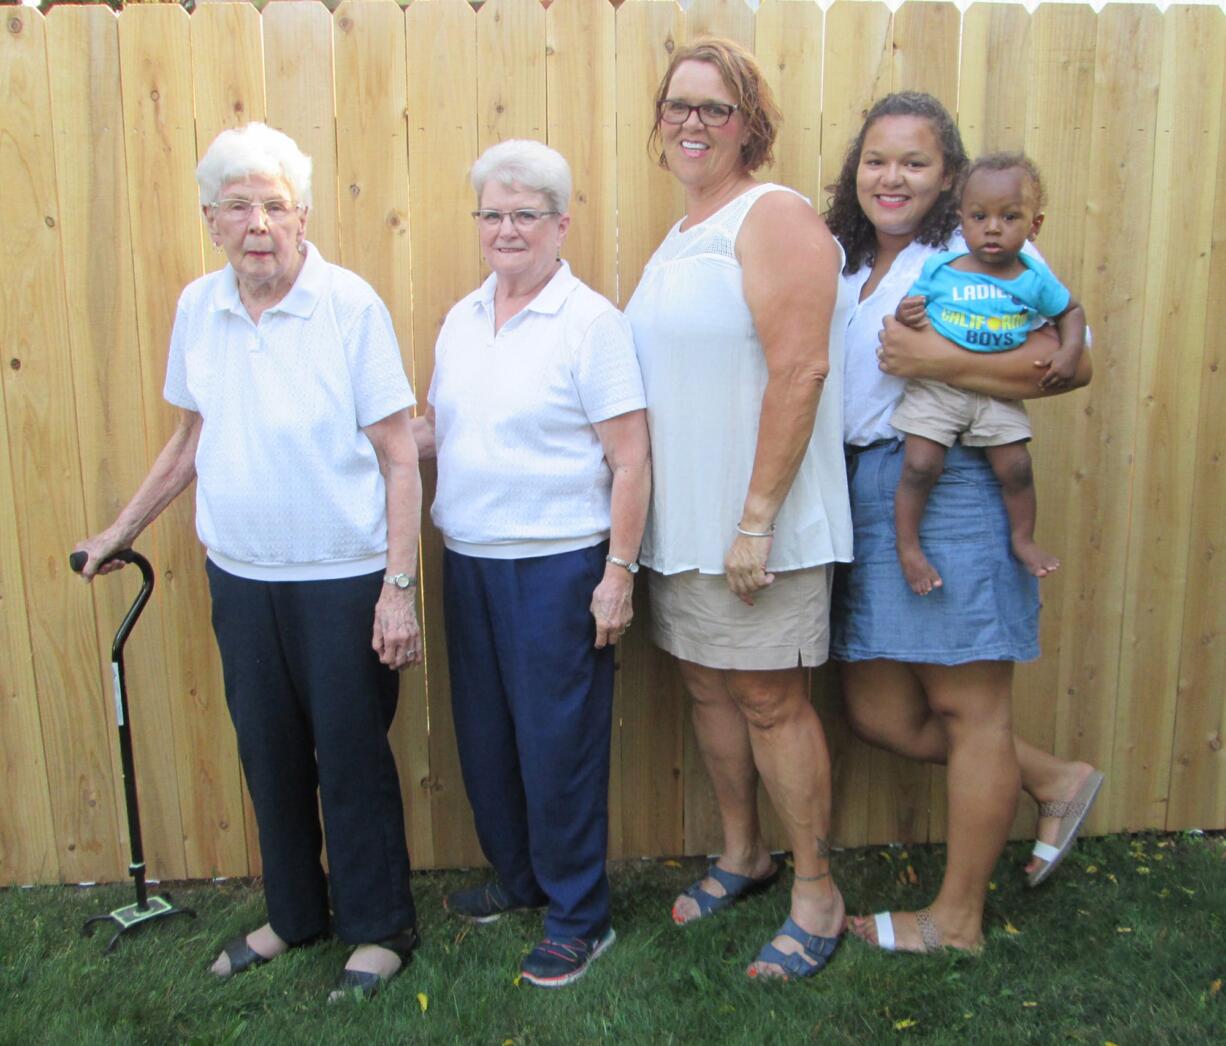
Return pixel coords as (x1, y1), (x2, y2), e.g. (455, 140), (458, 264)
(297, 241), (306, 255)
(211, 241), (222, 254)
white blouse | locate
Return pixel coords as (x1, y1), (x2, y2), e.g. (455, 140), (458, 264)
(626, 183), (853, 575)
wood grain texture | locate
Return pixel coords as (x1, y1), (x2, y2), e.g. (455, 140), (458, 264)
(890, 1), (959, 112)
(1113, 5), (1224, 831)
(118, 4), (249, 876)
(1062, 4), (1162, 834)
(613, 0), (683, 307)
(820, 1), (892, 208)
(756, 0), (821, 202)
(685, 0), (754, 51)
(0, 16), (59, 886)
(1024, 3), (1100, 836)
(1166, 5), (1226, 831)
(546, 0), (617, 302)
(1, 7), (123, 883)
(46, 4), (187, 881)
(476, 0), (546, 150)
(959, 3), (1030, 158)
(406, 0), (482, 870)
(264, 1), (341, 263)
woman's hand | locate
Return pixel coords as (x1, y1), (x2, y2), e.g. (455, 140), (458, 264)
(876, 315), (954, 380)
(371, 586), (423, 670)
(71, 529), (129, 581)
(591, 566), (634, 648)
(877, 317), (1088, 401)
(724, 532), (775, 606)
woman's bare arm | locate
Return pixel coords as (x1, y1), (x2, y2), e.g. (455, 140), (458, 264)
(72, 409), (202, 579)
(729, 195), (841, 603)
(877, 316), (1093, 400)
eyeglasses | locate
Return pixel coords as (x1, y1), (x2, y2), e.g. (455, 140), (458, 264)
(658, 99), (740, 128)
(471, 209), (559, 229)
(212, 198), (304, 223)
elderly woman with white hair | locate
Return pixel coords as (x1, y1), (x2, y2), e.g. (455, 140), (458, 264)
(412, 139), (650, 988)
(73, 123), (422, 999)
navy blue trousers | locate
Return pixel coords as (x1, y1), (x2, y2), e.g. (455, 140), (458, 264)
(443, 544), (614, 940)
(206, 561), (416, 945)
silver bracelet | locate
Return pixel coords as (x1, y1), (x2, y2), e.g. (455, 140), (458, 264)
(735, 523), (776, 538)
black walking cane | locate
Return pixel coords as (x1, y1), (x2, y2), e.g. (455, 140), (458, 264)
(69, 548), (195, 953)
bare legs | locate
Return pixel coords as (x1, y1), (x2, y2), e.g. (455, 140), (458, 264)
(895, 435), (1059, 595)
(895, 435), (948, 595)
(842, 659), (1096, 951)
(672, 660), (844, 977)
(841, 659), (1099, 877)
(984, 442), (1060, 578)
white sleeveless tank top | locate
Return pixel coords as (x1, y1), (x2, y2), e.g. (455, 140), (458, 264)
(625, 182), (853, 575)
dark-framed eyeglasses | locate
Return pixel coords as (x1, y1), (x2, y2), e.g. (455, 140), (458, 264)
(658, 99), (740, 128)
(471, 208), (559, 229)
(211, 197), (303, 223)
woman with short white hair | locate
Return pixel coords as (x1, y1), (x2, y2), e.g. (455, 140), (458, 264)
(413, 138), (651, 988)
(74, 122), (421, 1000)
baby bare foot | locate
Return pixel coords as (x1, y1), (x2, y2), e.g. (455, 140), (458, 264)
(1012, 537), (1060, 578)
(899, 546), (943, 596)
(210, 923), (287, 977)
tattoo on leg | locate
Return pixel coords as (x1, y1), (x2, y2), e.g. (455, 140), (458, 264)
(794, 839), (833, 881)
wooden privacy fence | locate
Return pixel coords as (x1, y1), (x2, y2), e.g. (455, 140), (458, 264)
(1, 0), (1224, 887)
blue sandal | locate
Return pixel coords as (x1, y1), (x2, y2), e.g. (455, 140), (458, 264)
(672, 862), (779, 923)
(748, 916), (840, 980)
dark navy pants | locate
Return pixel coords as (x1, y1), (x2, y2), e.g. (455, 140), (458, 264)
(206, 561), (416, 945)
(443, 544), (614, 940)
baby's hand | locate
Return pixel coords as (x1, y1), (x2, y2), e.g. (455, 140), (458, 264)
(895, 295), (930, 329)
(1037, 347), (1080, 390)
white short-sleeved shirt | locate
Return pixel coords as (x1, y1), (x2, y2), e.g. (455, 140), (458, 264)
(842, 232), (1057, 446)
(625, 183), (853, 575)
(163, 243), (414, 580)
(427, 262), (646, 558)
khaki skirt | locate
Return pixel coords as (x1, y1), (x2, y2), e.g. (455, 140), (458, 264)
(646, 564), (834, 671)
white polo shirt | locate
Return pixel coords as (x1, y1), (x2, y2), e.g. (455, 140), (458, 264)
(163, 243), (414, 580)
(428, 262), (646, 558)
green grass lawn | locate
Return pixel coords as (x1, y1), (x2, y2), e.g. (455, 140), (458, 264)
(1, 833), (1222, 1045)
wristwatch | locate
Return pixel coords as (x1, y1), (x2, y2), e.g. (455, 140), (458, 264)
(384, 572), (418, 590)
(606, 554), (639, 575)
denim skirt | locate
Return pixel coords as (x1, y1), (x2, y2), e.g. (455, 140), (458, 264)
(830, 439), (1039, 665)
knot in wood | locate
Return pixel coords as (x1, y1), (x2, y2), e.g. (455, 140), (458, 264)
(45, 216), (55, 228)
(9, 358), (20, 371)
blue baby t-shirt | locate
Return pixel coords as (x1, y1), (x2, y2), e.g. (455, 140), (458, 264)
(911, 250), (1071, 352)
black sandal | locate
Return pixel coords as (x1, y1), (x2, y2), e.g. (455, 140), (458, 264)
(329, 927), (420, 1002)
(213, 927), (326, 978)
(216, 934), (273, 977)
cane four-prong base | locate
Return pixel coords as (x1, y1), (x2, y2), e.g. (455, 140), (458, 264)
(82, 893), (196, 954)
